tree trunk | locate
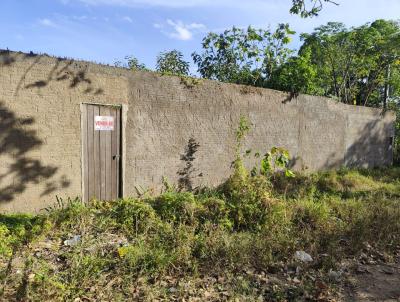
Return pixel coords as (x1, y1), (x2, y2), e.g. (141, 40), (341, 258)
(383, 64), (391, 109)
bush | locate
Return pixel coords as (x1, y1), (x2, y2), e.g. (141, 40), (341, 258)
(118, 239), (172, 274)
(3, 166), (400, 301)
(197, 197), (232, 229)
(112, 198), (160, 236)
(148, 192), (201, 225)
(0, 225), (13, 257)
(221, 169), (274, 231)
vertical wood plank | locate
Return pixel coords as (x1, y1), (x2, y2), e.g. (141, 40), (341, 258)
(94, 106), (101, 200)
(99, 106), (107, 200)
(87, 105), (95, 200)
(105, 107), (112, 200)
(111, 108), (117, 200)
(116, 108), (121, 198)
(84, 104), (121, 201)
(82, 104), (88, 203)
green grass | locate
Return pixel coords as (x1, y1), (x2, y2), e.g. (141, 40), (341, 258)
(1, 167), (400, 301)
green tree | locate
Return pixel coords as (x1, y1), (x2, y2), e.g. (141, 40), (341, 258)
(115, 55), (147, 71)
(290, 0), (338, 17)
(192, 24), (295, 87)
(298, 20), (400, 106)
(156, 50), (190, 76)
(126, 56), (147, 71)
(359, 20), (400, 107)
(269, 47), (320, 95)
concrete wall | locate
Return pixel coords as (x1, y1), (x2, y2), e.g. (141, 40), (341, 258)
(0, 51), (395, 213)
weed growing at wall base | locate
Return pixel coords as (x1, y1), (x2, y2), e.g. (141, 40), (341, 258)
(1, 168), (400, 300)
(1, 117), (399, 300)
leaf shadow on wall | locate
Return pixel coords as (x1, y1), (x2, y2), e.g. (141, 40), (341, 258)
(322, 117), (393, 170)
(290, 116), (393, 172)
(0, 50), (104, 97)
(0, 102), (70, 203)
(286, 112), (393, 172)
(20, 58), (104, 96)
(344, 118), (393, 169)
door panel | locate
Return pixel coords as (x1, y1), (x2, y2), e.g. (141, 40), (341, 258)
(83, 104), (121, 202)
(87, 105), (95, 199)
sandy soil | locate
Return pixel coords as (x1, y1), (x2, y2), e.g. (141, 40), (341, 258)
(342, 259), (400, 301)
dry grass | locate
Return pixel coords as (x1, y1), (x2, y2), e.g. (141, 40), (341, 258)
(1, 168), (400, 301)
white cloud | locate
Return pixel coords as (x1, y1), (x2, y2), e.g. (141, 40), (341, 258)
(38, 18), (57, 27)
(122, 16), (133, 23)
(155, 19), (206, 41)
(166, 20), (192, 40)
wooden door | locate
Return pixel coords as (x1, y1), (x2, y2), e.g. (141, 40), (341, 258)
(82, 104), (121, 202)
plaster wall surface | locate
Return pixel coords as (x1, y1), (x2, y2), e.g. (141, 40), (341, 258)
(0, 51), (395, 212)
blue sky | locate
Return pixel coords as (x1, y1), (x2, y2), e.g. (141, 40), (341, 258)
(1, 0), (399, 70)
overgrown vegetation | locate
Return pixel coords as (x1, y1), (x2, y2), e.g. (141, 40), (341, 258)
(1, 167), (400, 300)
(1, 120), (400, 301)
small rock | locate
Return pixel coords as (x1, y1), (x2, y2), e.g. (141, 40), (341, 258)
(64, 235), (81, 246)
(294, 251), (313, 263)
(328, 269), (342, 282)
(28, 273), (35, 281)
(168, 287), (177, 293)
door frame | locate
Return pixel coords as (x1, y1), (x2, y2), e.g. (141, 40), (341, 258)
(80, 102), (126, 202)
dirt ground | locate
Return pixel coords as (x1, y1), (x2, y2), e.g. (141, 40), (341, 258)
(341, 254), (400, 302)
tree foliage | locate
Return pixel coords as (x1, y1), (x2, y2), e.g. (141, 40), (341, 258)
(192, 24), (295, 87)
(115, 55), (147, 71)
(269, 47), (320, 95)
(290, 0), (338, 17)
(298, 20), (400, 107)
(156, 50), (190, 76)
